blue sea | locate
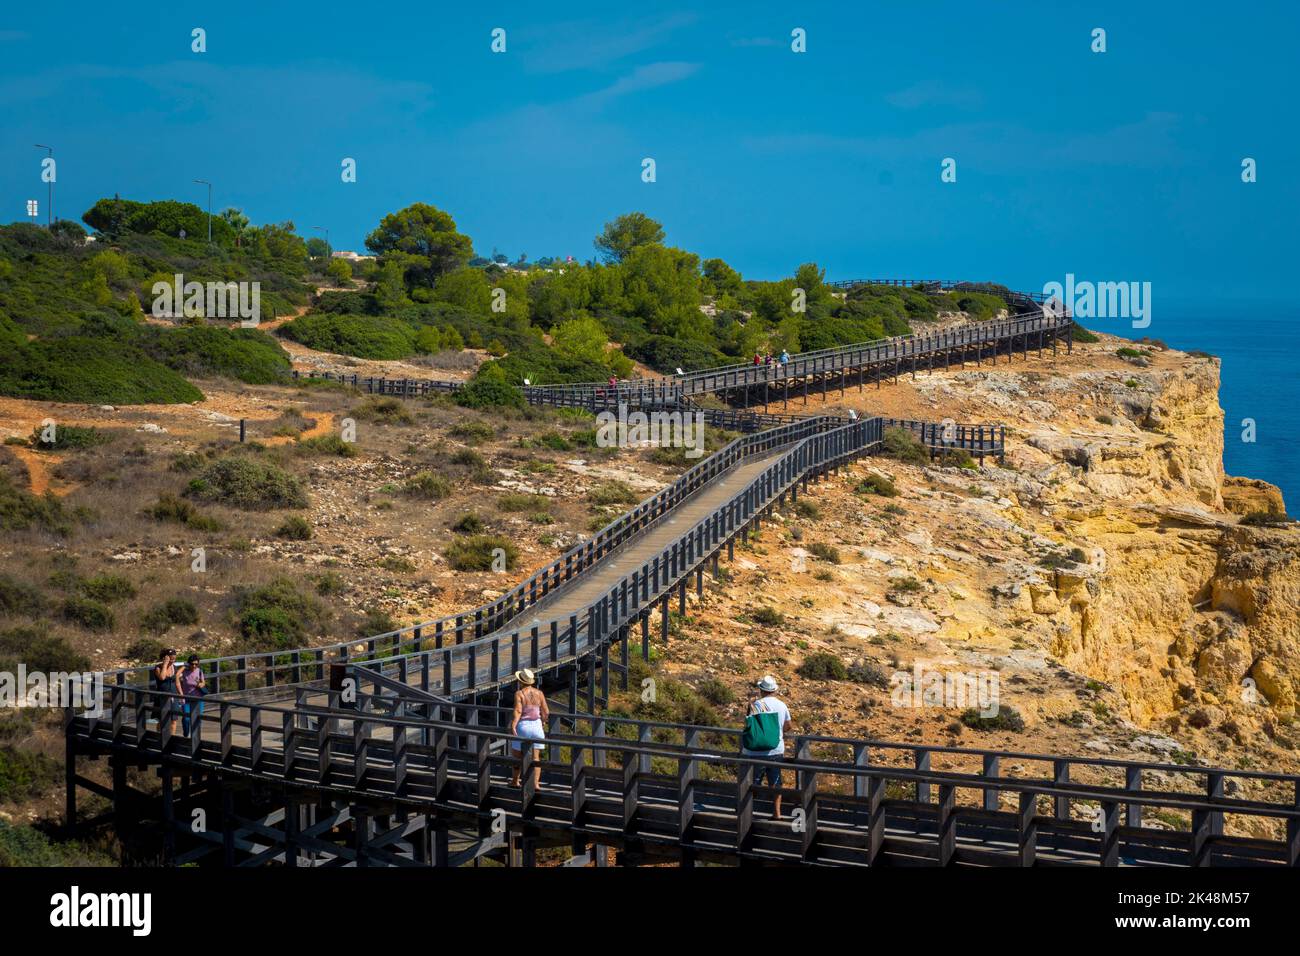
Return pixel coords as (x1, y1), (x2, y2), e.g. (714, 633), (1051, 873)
(1082, 302), (1300, 511)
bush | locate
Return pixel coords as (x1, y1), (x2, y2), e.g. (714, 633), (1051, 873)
(846, 659), (890, 688)
(0, 337), (204, 405)
(588, 481), (638, 506)
(1071, 322), (1100, 343)
(279, 313), (416, 359)
(0, 821), (112, 866)
(497, 493), (548, 513)
(793, 499), (820, 520)
(880, 427), (930, 466)
(750, 606), (785, 627)
(61, 596), (114, 631)
(856, 473), (898, 497)
(404, 470), (451, 500)
(296, 434), (357, 457)
(443, 535), (518, 572)
(797, 652), (849, 680)
(144, 493), (224, 531)
(140, 326), (291, 384)
(0, 626), (91, 673)
(696, 677), (735, 706)
(185, 457), (308, 510)
(29, 425), (111, 451)
(0, 473), (72, 535)
(80, 574), (136, 603)
(455, 362), (523, 410)
(351, 397), (413, 424)
(0, 574), (45, 617)
(138, 598), (199, 635)
(807, 542), (841, 564)
(0, 746), (62, 803)
(449, 421), (495, 444)
(235, 578), (328, 650)
(960, 706), (1025, 732)
(274, 515), (312, 540)
(451, 512), (485, 534)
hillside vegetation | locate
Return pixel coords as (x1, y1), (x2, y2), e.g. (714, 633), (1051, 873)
(0, 200), (1013, 405)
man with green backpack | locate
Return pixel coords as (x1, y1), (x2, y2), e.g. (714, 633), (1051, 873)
(741, 675), (794, 819)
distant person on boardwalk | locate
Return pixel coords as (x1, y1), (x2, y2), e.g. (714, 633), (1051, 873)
(740, 675), (793, 819)
(780, 349), (790, 366)
(753, 353), (762, 366)
(178, 654), (207, 736)
(510, 670), (549, 789)
(153, 648), (180, 735)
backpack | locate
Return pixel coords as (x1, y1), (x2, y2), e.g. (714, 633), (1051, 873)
(742, 699), (782, 752)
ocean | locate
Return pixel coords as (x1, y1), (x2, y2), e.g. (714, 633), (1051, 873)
(1081, 302), (1300, 511)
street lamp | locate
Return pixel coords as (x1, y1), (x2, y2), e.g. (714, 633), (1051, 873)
(312, 225), (330, 261)
(193, 179), (212, 243)
(34, 144), (52, 227)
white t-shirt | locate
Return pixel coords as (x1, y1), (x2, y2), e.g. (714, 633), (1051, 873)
(742, 695), (791, 756)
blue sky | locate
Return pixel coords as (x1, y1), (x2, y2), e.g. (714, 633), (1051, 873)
(1, 1), (1297, 300)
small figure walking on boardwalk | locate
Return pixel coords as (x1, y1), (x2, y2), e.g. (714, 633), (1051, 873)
(511, 669), (549, 789)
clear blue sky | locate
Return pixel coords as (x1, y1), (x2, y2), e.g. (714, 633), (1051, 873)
(1, 1), (1296, 299)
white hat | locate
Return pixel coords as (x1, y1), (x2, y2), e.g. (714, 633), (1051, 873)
(515, 669), (536, 685)
(756, 675), (778, 693)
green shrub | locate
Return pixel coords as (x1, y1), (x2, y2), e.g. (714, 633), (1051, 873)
(696, 677), (734, 706)
(443, 535), (518, 572)
(0, 473), (72, 535)
(1071, 322), (1100, 343)
(750, 606), (785, 627)
(140, 326), (291, 384)
(0, 746), (62, 803)
(793, 499), (820, 520)
(357, 609), (397, 636)
(235, 578), (328, 650)
(0, 626), (91, 673)
(351, 397), (414, 424)
(0, 337), (204, 404)
(296, 434), (357, 457)
(455, 362), (523, 410)
(960, 706), (1025, 732)
(404, 470), (451, 500)
(29, 424), (111, 451)
(144, 493), (224, 531)
(0, 574), (45, 617)
(451, 512), (485, 534)
(60, 596), (114, 631)
(856, 473), (898, 497)
(186, 457), (308, 510)
(497, 493), (548, 513)
(274, 515), (312, 540)
(797, 652), (848, 680)
(280, 313), (416, 359)
(880, 427), (930, 466)
(80, 574), (136, 603)
(449, 421), (495, 444)
(846, 659), (890, 688)
(0, 821), (112, 866)
(588, 481), (638, 506)
(138, 599), (199, 635)
(807, 542), (841, 564)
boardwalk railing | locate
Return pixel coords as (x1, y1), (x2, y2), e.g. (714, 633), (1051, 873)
(71, 687), (1300, 867)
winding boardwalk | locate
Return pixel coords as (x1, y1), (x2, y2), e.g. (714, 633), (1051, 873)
(62, 286), (1300, 868)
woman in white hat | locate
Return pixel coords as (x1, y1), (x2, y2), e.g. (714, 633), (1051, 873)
(510, 669), (549, 789)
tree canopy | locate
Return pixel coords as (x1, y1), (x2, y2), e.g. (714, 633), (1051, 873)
(364, 203), (473, 287)
(593, 212), (665, 263)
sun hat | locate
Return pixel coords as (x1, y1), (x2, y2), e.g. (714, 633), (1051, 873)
(516, 669), (536, 686)
(756, 675), (779, 693)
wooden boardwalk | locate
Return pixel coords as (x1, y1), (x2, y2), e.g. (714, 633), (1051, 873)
(64, 284), (1297, 868)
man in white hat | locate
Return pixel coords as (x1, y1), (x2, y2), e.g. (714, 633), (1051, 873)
(741, 674), (793, 818)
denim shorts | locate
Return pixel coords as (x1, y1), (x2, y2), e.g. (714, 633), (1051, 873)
(754, 762), (782, 788)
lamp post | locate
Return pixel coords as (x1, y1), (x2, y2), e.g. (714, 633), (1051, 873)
(34, 144), (52, 226)
(193, 179), (212, 243)
(313, 225), (330, 262)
